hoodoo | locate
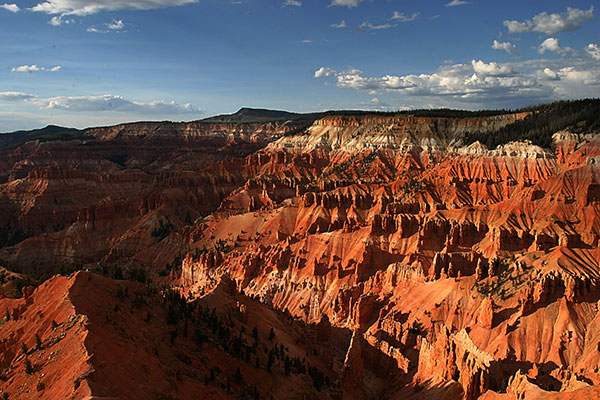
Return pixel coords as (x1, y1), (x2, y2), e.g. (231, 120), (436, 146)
(2, 100), (600, 399)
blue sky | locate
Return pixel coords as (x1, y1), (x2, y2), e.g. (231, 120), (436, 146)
(0, 0), (598, 130)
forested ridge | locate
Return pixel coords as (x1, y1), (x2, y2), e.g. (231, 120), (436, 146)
(466, 99), (600, 149)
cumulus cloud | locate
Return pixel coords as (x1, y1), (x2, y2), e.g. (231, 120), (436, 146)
(335, 72), (415, 91)
(11, 65), (62, 72)
(26, 94), (200, 114)
(445, 0), (470, 7)
(0, 92), (200, 115)
(491, 40), (518, 55)
(314, 67), (336, 78)
(0, 92), (35, 101)
(329, 0), (362, 8)
(586, 43), (600, 60)
(282, 0), (301, 6)
(331, 19), (347, 28)
(551, 66), (600, 97)
(537, 68), (560, 81)
(314, 57), (600, 108)
(471, 60), (514, 77)
(391, 11), (419, 22)
(538, 37), (575, 56)
(1, 3), (20, 12)
(504, 7), (595, 35)
(30, 0), (197, 16)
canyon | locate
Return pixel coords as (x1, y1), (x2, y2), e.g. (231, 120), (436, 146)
(1, 103), (600, 399)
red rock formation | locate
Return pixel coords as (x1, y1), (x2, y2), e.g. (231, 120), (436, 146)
(2, 114), (600, 399)
(341, 331), (367, 399)
(0, 271), (345, 399)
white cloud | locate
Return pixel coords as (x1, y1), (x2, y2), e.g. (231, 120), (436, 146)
(0, 91), (200, 115)
(106, 19), (124, 29)
(329, 0), (362, 8)
(504, 7), (594, 35)
(537, 68), (559, 81)
(49, 15), (62, 25)
(538, 37), (575, 56)
(300, 39), (312, 43)
(30, 0), (198, 16)
(359, 21), (394, 30)
(314, 67), (336, 78)
(314, 57), (600, 108)
(49, 15), (74, 25)
(491, 40), (517, 55)
(88, 19), (126, 33)
(445, 0), (470, 7)
(585, 43), (600, 60)
(1, 3), (20, 12)
(26, 94), (200, 114)
(11, 65), (62, 72)
(313, 63), (519, 100)
(391, 11), (419, 22)
(471, 60), (514, 77)
(552, 66), (600, 97)
(11, 65), (41, 72)
(282, 0), (301, 6)
(0, 92), (35, 101)
(331, 19), (347, 28)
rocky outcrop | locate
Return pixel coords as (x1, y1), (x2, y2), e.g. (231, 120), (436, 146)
(341, 331), (366, 398)
(416, 327), (494, 400)
(5, 113), (600, 399)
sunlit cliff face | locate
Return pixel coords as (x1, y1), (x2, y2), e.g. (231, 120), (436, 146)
(2, 109), (600, 399)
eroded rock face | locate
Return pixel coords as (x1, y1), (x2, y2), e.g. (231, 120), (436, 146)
(341, 331), (366, 398)
(0, 271), (347, 400)
(4, 114), (600, 399)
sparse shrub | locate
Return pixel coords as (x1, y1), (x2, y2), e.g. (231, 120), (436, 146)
(24, 358), (33, 375)
(233, 366), (243, 382)
(214, 239), (231, 253)
(267, 351), (274, 372)
(129, 267), (147, 283)
(194, 328), (206, 344)
(151, 219), (174, 240)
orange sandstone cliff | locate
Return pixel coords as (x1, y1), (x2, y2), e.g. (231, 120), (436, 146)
(2, 109), (600, 399)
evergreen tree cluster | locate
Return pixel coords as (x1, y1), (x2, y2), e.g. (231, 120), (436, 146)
(0, 225), (31, 248)
(321, 108), (511, 118)
(189, 304), (330, 396)
(151, 218), (174, 240)
(97, 262), (123, 280)
(466, 99), (600, 149)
